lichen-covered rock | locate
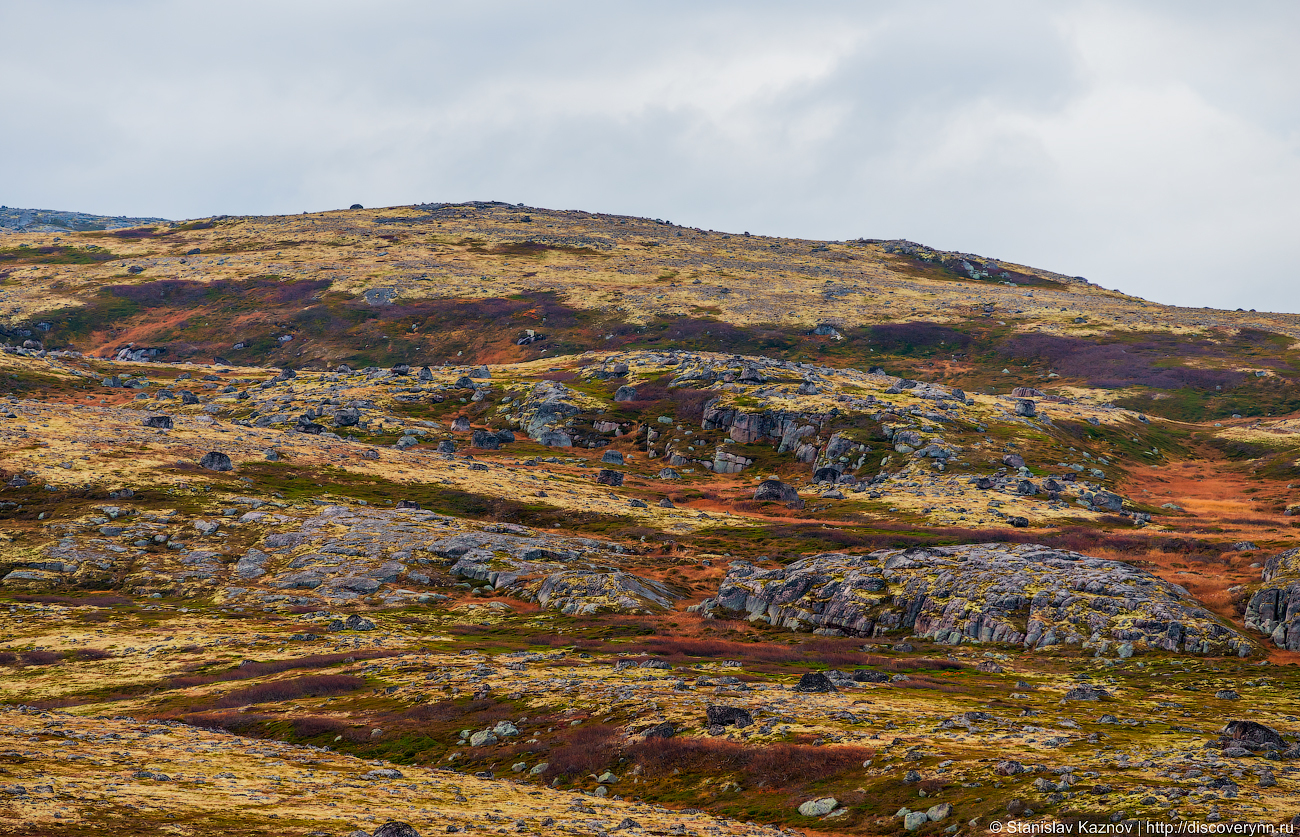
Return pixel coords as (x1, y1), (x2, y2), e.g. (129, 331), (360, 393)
(535, 571), (681, 615)
(515, 380), (582, 445)
(707, 543), (1256, 656)
(1245, 547), (1300, 650)
(1245, 584), (1300, 650)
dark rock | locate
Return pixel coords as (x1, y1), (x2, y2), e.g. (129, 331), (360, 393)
(349, 203), (364, 210)
(199, 452), (233, 472)
(451, 416), (471, 432)
(179, 390), (199, 404)
(295, 420), (325, 435)
(418, 366), (434, 381)
(642, 721), (675, 739)
(334, 407), (361, 427)
(753, 479), (804, 510)
(1011, 387), (1046, 397)
(705, 706), (752, 728)
(658, 468), (681, 480)
(601, 450), (624, 465)
(344, 614), (377, 631)
(794, 671), (837, 693)
(813, 467), (841, 484)
(596, 469), (624, 487)
(361, 449), (380, 460)
(852, 669), (889, 683)
(658, 498), (674, 508)
(372, 823), (420, 837)
(1002, 453), (1025, 469)
(614, 385), (637, 402)
(471, 429), (500, 450)
(396, 500), (422, 510)
(1064, 685), (1111, 701)
(495, 429), (515, 443)
(1007, 516), (1029, 528)
(995, 760), (1026, 776)
(1016, 399), (1037, 418)
(437, 440), (456, 454)
(1092, 491), (1124, 512)
(1232, 541), (1259, 552)
(1220, 720), (1285, 752)
(392, 364), (410, 376)
(142, 415), (172, 429)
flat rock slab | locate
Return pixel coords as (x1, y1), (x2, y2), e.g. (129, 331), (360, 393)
(708, 542), (1257, 657)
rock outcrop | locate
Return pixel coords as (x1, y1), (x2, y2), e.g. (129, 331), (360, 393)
(701, 543), (1256, 656)
(514, 381), (582, 447)
(1244, 546), (1300, 650)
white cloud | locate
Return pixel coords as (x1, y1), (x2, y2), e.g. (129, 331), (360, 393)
(1, 1), (1298, 311)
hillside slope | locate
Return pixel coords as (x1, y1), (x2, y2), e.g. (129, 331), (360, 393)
(1, 203), (1299, 834)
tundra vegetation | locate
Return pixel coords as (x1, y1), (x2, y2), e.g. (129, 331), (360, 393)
(1, 203), (1299, 835)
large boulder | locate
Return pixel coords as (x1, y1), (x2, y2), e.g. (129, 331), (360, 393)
(1218, 720), (1286, 752)
(794, 671), (836, 693)
(515, 380), (582, 444)
(705, 705), (752, 728)
(471, 429), (500, 450)
(142, 415), (172, 429)
(199, 451), (233, 472)
(754, 479), (804, 510)
(704, 543), (1257, 656)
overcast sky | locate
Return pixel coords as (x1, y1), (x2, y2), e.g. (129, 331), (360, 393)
(3, 1), (1299, 312)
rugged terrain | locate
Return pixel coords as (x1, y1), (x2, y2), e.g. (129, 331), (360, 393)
(2, 202), (1300, 835)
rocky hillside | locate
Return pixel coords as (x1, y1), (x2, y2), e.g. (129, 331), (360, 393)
(2, 203), (1299, 834)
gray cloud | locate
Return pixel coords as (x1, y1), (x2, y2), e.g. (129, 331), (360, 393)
(2, 1), (1299, 311)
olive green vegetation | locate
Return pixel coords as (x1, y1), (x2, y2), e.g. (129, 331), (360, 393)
(0, 244), (123, 266)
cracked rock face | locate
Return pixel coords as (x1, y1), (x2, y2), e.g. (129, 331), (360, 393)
(1244, 546), (1300, 650)
(708, 543), (1256, 657)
